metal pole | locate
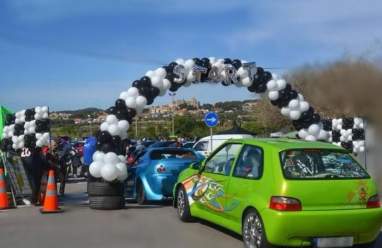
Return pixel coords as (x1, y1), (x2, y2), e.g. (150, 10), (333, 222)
(364, 119), (367, 171)
(135, 117), (138, 139)
(210, 127), (213, 153)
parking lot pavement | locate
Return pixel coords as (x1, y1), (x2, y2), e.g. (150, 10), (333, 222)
(0, 181), (242, 248)
(0, 181), (381, 248)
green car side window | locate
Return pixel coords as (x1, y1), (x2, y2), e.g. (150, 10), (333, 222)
(204, 143), (242, 176)
(233, 145), (263, 179)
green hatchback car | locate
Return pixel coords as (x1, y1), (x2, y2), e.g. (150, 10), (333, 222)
(173, 138), (382, 248)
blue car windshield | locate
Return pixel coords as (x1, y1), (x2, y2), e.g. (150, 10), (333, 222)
(150, 149), (196, 160)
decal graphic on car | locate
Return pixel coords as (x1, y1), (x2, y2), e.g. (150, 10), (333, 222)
(182, 175), (239, 212)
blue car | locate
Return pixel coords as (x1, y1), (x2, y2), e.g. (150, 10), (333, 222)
(125, 147), (203, 204)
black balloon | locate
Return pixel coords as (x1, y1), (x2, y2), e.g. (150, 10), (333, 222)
(311, 113), (321, 124)
(14, 123), (25, 136)
(342, 118), (354, 130)
(98, 131), (112, 144)
(35, 119), (50, 133)
(106, 106), (117, 115)
(132, 80), (141, 88)
(127, 108), (137, 119)
(223, 58), (232, 64)
(322, 119), (332, 131)
(25, 108), (35, 122)
(231, 59), (242, 70)
(115, 99), (126, 111)
(140, 76), (152, 88)
(332, 130), (341, 142)
(352, 128), (365, 140)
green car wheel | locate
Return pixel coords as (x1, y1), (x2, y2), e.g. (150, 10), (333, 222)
(177, 187), (192, 222)
(243, 210), (272, 248)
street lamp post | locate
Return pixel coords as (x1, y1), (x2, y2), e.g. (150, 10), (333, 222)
(169, 92), (176, 136)
(87, 114), (92, 136)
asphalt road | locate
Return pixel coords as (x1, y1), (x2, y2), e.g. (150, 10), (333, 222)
(0, 180), (381, 248)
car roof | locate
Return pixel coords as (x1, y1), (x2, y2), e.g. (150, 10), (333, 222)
(227, 138), (346, 152)
(146, 147), (194, 152)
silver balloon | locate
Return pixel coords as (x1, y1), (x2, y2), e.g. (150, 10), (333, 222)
(173, 64), (186, 84)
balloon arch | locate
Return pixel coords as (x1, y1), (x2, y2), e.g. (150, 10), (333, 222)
(0, 57), (366, 182)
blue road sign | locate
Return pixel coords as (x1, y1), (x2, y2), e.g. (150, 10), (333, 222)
(204, 112), (219, 127)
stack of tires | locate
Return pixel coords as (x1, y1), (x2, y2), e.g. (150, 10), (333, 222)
(87, 177), (125, 210)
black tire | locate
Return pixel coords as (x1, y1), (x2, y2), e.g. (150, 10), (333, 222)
(136, 180), (146, 205)
(88, 181), (124, 196)
(89, 196), (125, 210)
(242, 209), (273, 248)
(176, 186), (193, 222)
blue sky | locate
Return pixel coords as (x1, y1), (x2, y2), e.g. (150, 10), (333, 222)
(0, 0), (381, 111)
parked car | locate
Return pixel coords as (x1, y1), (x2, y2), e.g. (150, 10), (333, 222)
(193, 134), (253, 157)
(173, 138), (382, 248)
(125, 147), (203, 204)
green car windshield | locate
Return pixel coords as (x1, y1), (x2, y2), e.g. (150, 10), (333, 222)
(280, 149), (369, 179)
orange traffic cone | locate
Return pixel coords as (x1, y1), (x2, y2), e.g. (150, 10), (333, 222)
(0, 168), (10, 210)
(40, 169), (63, 213)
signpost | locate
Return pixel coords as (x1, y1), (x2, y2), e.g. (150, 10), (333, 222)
(204, 112), (219, 153)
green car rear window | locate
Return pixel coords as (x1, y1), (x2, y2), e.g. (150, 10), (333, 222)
(280, 149), (369, 180)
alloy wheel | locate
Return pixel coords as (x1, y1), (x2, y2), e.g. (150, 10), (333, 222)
(243, 213), (263, 248)
(177, 189), (185, 217)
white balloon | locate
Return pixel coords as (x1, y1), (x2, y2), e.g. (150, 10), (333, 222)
(162, 79), (171, 91)
(101, 163), (118, 181)
(117, 165), (128, 181)
(288, 99), (300, 110)
(155, 67), (167, 78)
(184, 59), (195, 70)
(151, 76), (164, 90)
(100, 122), (109, 131)
(105, 152), (119, 164)
(308, 124), (321, 136)
(89, 161), (103, 178)
(136, 96), (147, 109)
(118, 155), (126, 163)
(93, 151), (105, 162)
(276, 79), (287, 90)
(298, 129), (309, 139)
(125, 96), (137, 109)
(127, 87), (139, 97)
(35, 106), (41, 113)
(281, 107), (290, 116)
(241, 77), (252, 87)
(108, 124), (119, 136)
(289, 110), (301, 120)
(175, 58), (185, 65)
(145, 70), (155, 78)
(106, 115), (118, 124)
(41, 106), (48, 113)
(268, 91), (279, 101)
(266, 79), (278, 91)
(318, 130), (329, 140)
(42, 112), (49, 119)
(119, 91), (129, 100)
(299, 101), (309, 112)
(118, 120), (129, 131)
(305, 135), (317, 141)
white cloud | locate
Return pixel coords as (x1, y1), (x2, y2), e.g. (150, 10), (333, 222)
(226, 0), (382, 57)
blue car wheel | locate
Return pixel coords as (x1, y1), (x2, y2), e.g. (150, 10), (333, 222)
(136, 180), (146, 205)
